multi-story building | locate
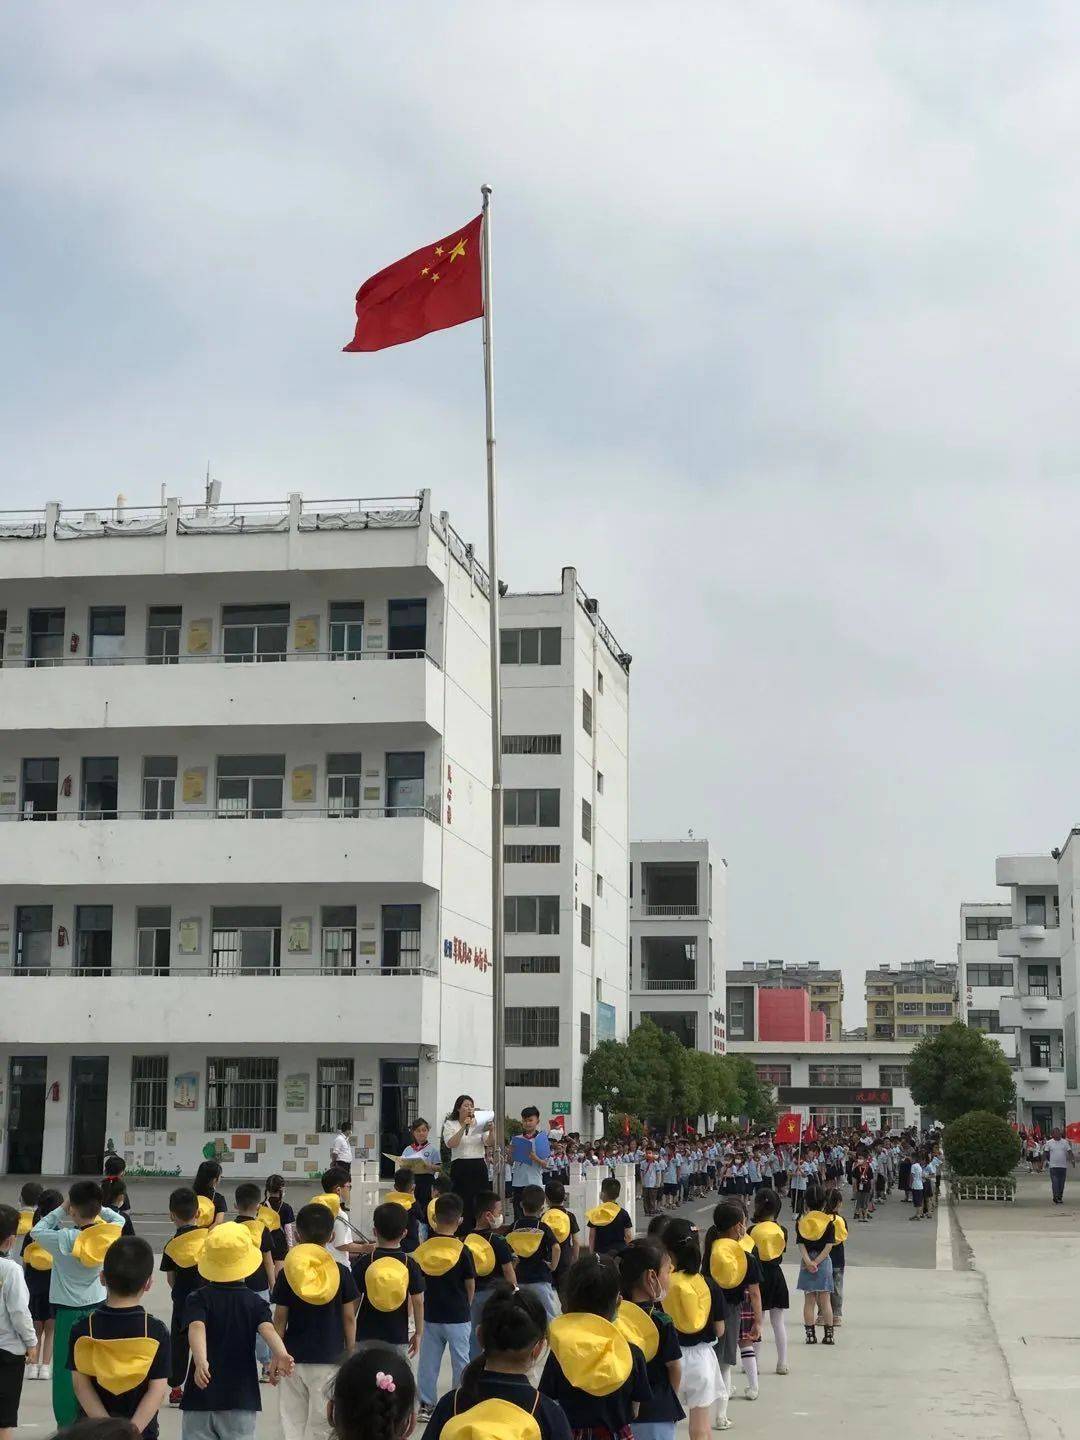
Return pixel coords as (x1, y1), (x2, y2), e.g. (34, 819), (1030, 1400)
(993, 858), (1063, 1131)
(957, 902), (1016, 1065)
(0, 491), (495, 1179)
(730, 1039), (918, 1131)
(628, 838), (725, 1055)
(864, 960), (958, 1043)
(499, 569), (630, 1136)
(726, 961), (844, 1044)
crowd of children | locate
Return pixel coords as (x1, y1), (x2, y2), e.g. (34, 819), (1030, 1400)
(0, 1121), (952, 1440)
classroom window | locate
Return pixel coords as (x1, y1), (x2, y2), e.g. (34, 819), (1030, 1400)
(1026, 894), (1047, 926)
(321, 905), (357, 972)
(81, 757), (119, 819)
(581, 799), (592, 842)
(504, 896), (560, 934)
(580, 1011), (592, 1056)
(755, 1064), (792, 1087)
(504, 955), (560, 973)
(878, 1065), (910, 1086)
(89, 606), (125, 665)
(327, 753), (363, 817)
(21, 758), (58, 820)
(210, 906), (282, 975)
(506, 1069), (560, 1087)
(216, 754), (286, 818)
(387, 598), (427, 655)
(75, 905), (113, 975)
(965, 915), (1010, 940)
(500, 627), (561, 665)
(503, 788), (560, 826)
(505, 1006), (560, 1046)
(965, 1010), (1001, 1033)
(222, 603), (289, 662)
(15, 905), (52, 974)
(136, 906), (171, 975)
(146, 606), (181, 664)
(130, 1055), (168, 1131)
(206, 1056), (279, 1132)
(808, 1064), (862, 1087)
(504, 844), (561, 863)
(329, 602), (364, 659)
(385, 752), (425, 814)
(28, 608), (64, 668)
(966, 963), (1014, 988)
(502, 734), (562, 755)
(581, 903), (592, 946)
(142, 756), (177, 819)
(582, 690), (593, 736)
(316, 1058), (354, 1132)
(382, 904), (422, 969)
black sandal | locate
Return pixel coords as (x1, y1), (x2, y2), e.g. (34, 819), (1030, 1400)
(822, 1326), (835, 1345)
(805, 1325), (817, 1344)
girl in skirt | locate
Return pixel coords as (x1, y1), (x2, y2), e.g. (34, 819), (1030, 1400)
(20, 1187), (61, 1381)
(749, 1187), (789, 1374)
(659, 1219), (727, 1437)
(702, 1202), (762, 1405)
(796, 1184), (836, 1345)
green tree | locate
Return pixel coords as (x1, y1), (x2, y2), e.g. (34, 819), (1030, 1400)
(726, 1054), (778, 1128)
(627, 1018), (674, 1125)
(581, 1039), (643, 1131)
(908, 1023), (1015, 1123)
(658, 1029), (699, 1126)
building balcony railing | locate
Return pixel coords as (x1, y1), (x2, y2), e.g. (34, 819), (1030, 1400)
(0, 960), (438, 979)
(5, 805), (439, 824)
(642, 903), (699, 917)
(637, 976), (697, 991)
(2, 649), (441, 670)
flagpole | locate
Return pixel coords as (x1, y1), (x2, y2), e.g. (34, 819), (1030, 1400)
(481, 183), (507, 1201)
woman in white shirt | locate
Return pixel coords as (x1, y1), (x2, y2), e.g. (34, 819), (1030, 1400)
(442, 1094), (493, 1230)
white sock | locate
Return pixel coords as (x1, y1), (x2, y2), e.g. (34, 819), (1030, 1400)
(716, 1365), (732, 1422)
(771, 1308), (788, 1367)
(741, 1345), (759, 1388)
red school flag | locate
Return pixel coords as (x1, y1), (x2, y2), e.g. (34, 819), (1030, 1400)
(774, 1113), (801, 1145)
(343, 213), (484, 352)
(803, 1119), (818, 1144)
(1065, 1121), (1080, 1143)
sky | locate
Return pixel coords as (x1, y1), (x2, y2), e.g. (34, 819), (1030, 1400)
(4, 2), (1080, 1019)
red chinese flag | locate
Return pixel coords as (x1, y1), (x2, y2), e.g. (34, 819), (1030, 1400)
(774, 1113), (801, 1145)
(343, 214), (484, 352)
(803, 1119), (818, 1143)
(1065, 1121), (1080, 1143)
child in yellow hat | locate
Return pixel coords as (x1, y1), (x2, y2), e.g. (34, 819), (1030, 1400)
(586, 1178), (633, 1258)
(68, 1237), (170, 1439)
(20, 1186), (60, 1384)
(414, 1193), (476, 1422)
(352, 1204), (425, 1359)
(160, 1188), (206, 1407)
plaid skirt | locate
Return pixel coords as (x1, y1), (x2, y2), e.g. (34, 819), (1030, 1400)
(739, 1291), (756, 1344)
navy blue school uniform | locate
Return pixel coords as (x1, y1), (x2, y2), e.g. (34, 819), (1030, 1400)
(539, 1341), (651, 1433)
(20, 1237), (53, 1323)
(270, 1262), (359, 1362)
(588, 1206), (632, 1257)
(233, 1215), (274, 1290)
(422, 1371), (573, 1440)
(180, 1283), (271, 1414)
(672, 1275), (726, 1350)
(471, 1229), (515, 1294)
(547, 1209), (580, 1284)
(262, 1200), (295, 1265)
(353, 1247), (425, 1347)
(159, 1225), (207, 1388)
(67, 1304), (171, 1440)
(626, 1299), (685, 1427)
(421, 1243), (475, 1324)
(508, 1223), (557, 1285)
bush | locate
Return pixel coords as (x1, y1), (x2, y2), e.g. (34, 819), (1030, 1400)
(943, 1110), (1021, 1177)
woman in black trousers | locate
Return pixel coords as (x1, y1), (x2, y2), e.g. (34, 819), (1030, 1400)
(442, 1094), (493, 1231)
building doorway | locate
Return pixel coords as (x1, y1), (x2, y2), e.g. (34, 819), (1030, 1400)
(7, 1057), (47, 1174)
(1030, 1104), (1056, 1136)
(379, 1060), (418, 1178)
(70, 1056), (109, 1174)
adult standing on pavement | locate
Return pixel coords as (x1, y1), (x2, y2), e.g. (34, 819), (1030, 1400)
(1044, 1128), (1073, 1205)
(442, 1094), (493, 1231)
(329, 1127), (354, 1178)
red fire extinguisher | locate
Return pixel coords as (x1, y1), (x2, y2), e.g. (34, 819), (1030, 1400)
(49, 1081), (61, 1102)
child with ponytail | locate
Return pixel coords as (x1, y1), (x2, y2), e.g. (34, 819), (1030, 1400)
(749, 1186), (790, 1375)
(421, 1282), (571, 1439)
(617, 1238), (684, 1440)
(657, 1219), (726, 1438)
(330, 1345), (415, 1440)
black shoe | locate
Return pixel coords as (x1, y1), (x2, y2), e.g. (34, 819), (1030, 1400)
(822, 1326), (835, 1345)
(805, 1325), (817, 1344)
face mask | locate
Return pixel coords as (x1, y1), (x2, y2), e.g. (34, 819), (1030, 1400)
(489, 1215), (503, 1231)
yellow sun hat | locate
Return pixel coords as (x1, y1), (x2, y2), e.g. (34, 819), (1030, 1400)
(464, 1233), (496, 1277)
(547, 1313), (633, 1396)
(256, 1203), (282, 1233)
(506, 1229), (544, 1260)
(310, 1192), (341, 1218)
(283, 1243), (340, 1304)
(441, 1398), (542, 1440)
(586, 1201), (621, 1227)
(541, 1209), (570, 1244)
(414, 1236), (464, 1277)
(73, 1314), (160, 1397)
(197, 1221), (262, 1283)
(797, 1211), (831, 1243)
(383, 1190), (415, 1210)
(194, 1195), (216, 1229)
(163, 1229), (207, 1270)
(662, 1271), (712, 1333)
(427, 1198), (439, 1229)
(17, 1209), (33, 1237)
(615, 1299), (659, 1361)
(72, 1221), (123, 1269)
(709, 1238), (748, 1290)
(364, 1255), (410, 1312)
(749, 1220), (786, 1262)
(832, 1214), (849, 1244)
(23, 1242), (53, 1272)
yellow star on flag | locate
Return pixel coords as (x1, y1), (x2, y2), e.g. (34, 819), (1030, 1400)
(448, 237), (468, 262)
(431, 273), (440, 282)
(435, 246), (444, 257)
(421, 266), (430, 276)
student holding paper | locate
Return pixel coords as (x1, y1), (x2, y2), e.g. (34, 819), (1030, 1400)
(510, 1108), (548, 1219)
(400, 1119), (443, 1211)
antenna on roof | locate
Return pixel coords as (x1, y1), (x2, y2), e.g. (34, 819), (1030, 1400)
(205, 463), (221, 509)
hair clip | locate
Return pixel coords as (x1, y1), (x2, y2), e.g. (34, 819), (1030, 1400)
(375, 1372), (396, 1394)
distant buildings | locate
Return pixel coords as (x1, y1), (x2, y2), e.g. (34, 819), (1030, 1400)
(864, 960), (958, 1043)
(726, 961), (844, 1044)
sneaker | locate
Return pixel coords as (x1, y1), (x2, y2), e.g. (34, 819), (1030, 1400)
(25, 1364), (38, 1381)
(776, 1363), (789, 1375)
(744, 1386), (759, 1400)
(417, 1405), (436, 1423)
(713, 1418), (734, 1431)
(169, 1388), (183, 1407)
(260, 1366), (271, 1383)
(38, 1363), (51, 1381)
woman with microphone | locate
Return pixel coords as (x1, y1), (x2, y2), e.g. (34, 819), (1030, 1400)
(442, 1094), (494, 1231)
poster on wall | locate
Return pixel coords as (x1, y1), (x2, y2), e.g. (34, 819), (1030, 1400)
(597, 1002), (617, 1042)
(173, 1073), (199, 1110)
(284, 1075), (309, 1111)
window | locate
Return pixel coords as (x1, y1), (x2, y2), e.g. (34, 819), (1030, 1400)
(727, 991), (748, 1039)
(327, 753), (363, 817)
(597, 771), (604, 794)
(15, 906), (52, 974)
(898, 1023), (924, 1037)
(21, 758), (58, 820)
(582, 690), (593, 736)
(222, 603), (288, 662)
(581, 799), (592, 843)
(899, 1002), (924, 1015)
(874, 1023), (894, 1037)
(878, 1065), (910, 1086)
(504, 844), (561, 863)
(386, 751), (425, 814)
(321, 905), (357, 972)
(505, 955), (560, 974)
(503, 789), (560, 827)
(1030, 1036), (1052, 1068)
(965, 915), (1010, 940)
(81, 757), (118, 819)
(206, 1056), (278, 1131)
(329, 602), (364, 659)
(641, 1011), (697, 1047)
(211, 906), (282, 975)
(89, 607), (125, 665)
(388, 598), (427, 656)
(874, 1002), (890, 1017)
(505, 1006), (560, 1046)
(504, 896), (560, 934)
(502, 734), (561, 755)
(1026, 894), (1047, 926)
(755, 1064), (791, 1087)
(966, 963), (1014, 988)
(808, 1064), (862, 1087)
(75, 905), (113, 975)
(146, 606), (181, 664)
(596, 873), (604, 896)
(597, 670), (604, 694)
(580, 1011), (592, 1056)
(316, 1058), (354, 1132)
(507, 1068), (560, 1087)
(926, 1001), (952, 1014)
(28, 608), (64, 667)
(581, 903), (592, 946)
(136, 906), (171, 975)
(130, 1056), (168, 1131)
(500, 627), (561, 665)
(216, 754), (285, 818)
(1027, 964), (1049, 998)
(966, 1009), (1001, 1033)
(382, 904), (422, 970)
(142, 756), (177, 819)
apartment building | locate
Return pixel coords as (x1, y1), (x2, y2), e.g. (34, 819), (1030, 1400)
(730, 1039), (918, 1131)
(628, 839), (726, 1055)
(726, 961), (844, 1044)
(0, 491), (495, 1179)
(498, 569), (630, 1136)
(957, 902), (1016, 1064)
(864, 960), (958, 1043)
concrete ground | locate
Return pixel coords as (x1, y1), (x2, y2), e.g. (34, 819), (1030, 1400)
(5, 1176), (1029, 1439)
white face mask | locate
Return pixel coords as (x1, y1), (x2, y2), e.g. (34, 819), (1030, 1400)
(489, 1215), (504, 1231)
